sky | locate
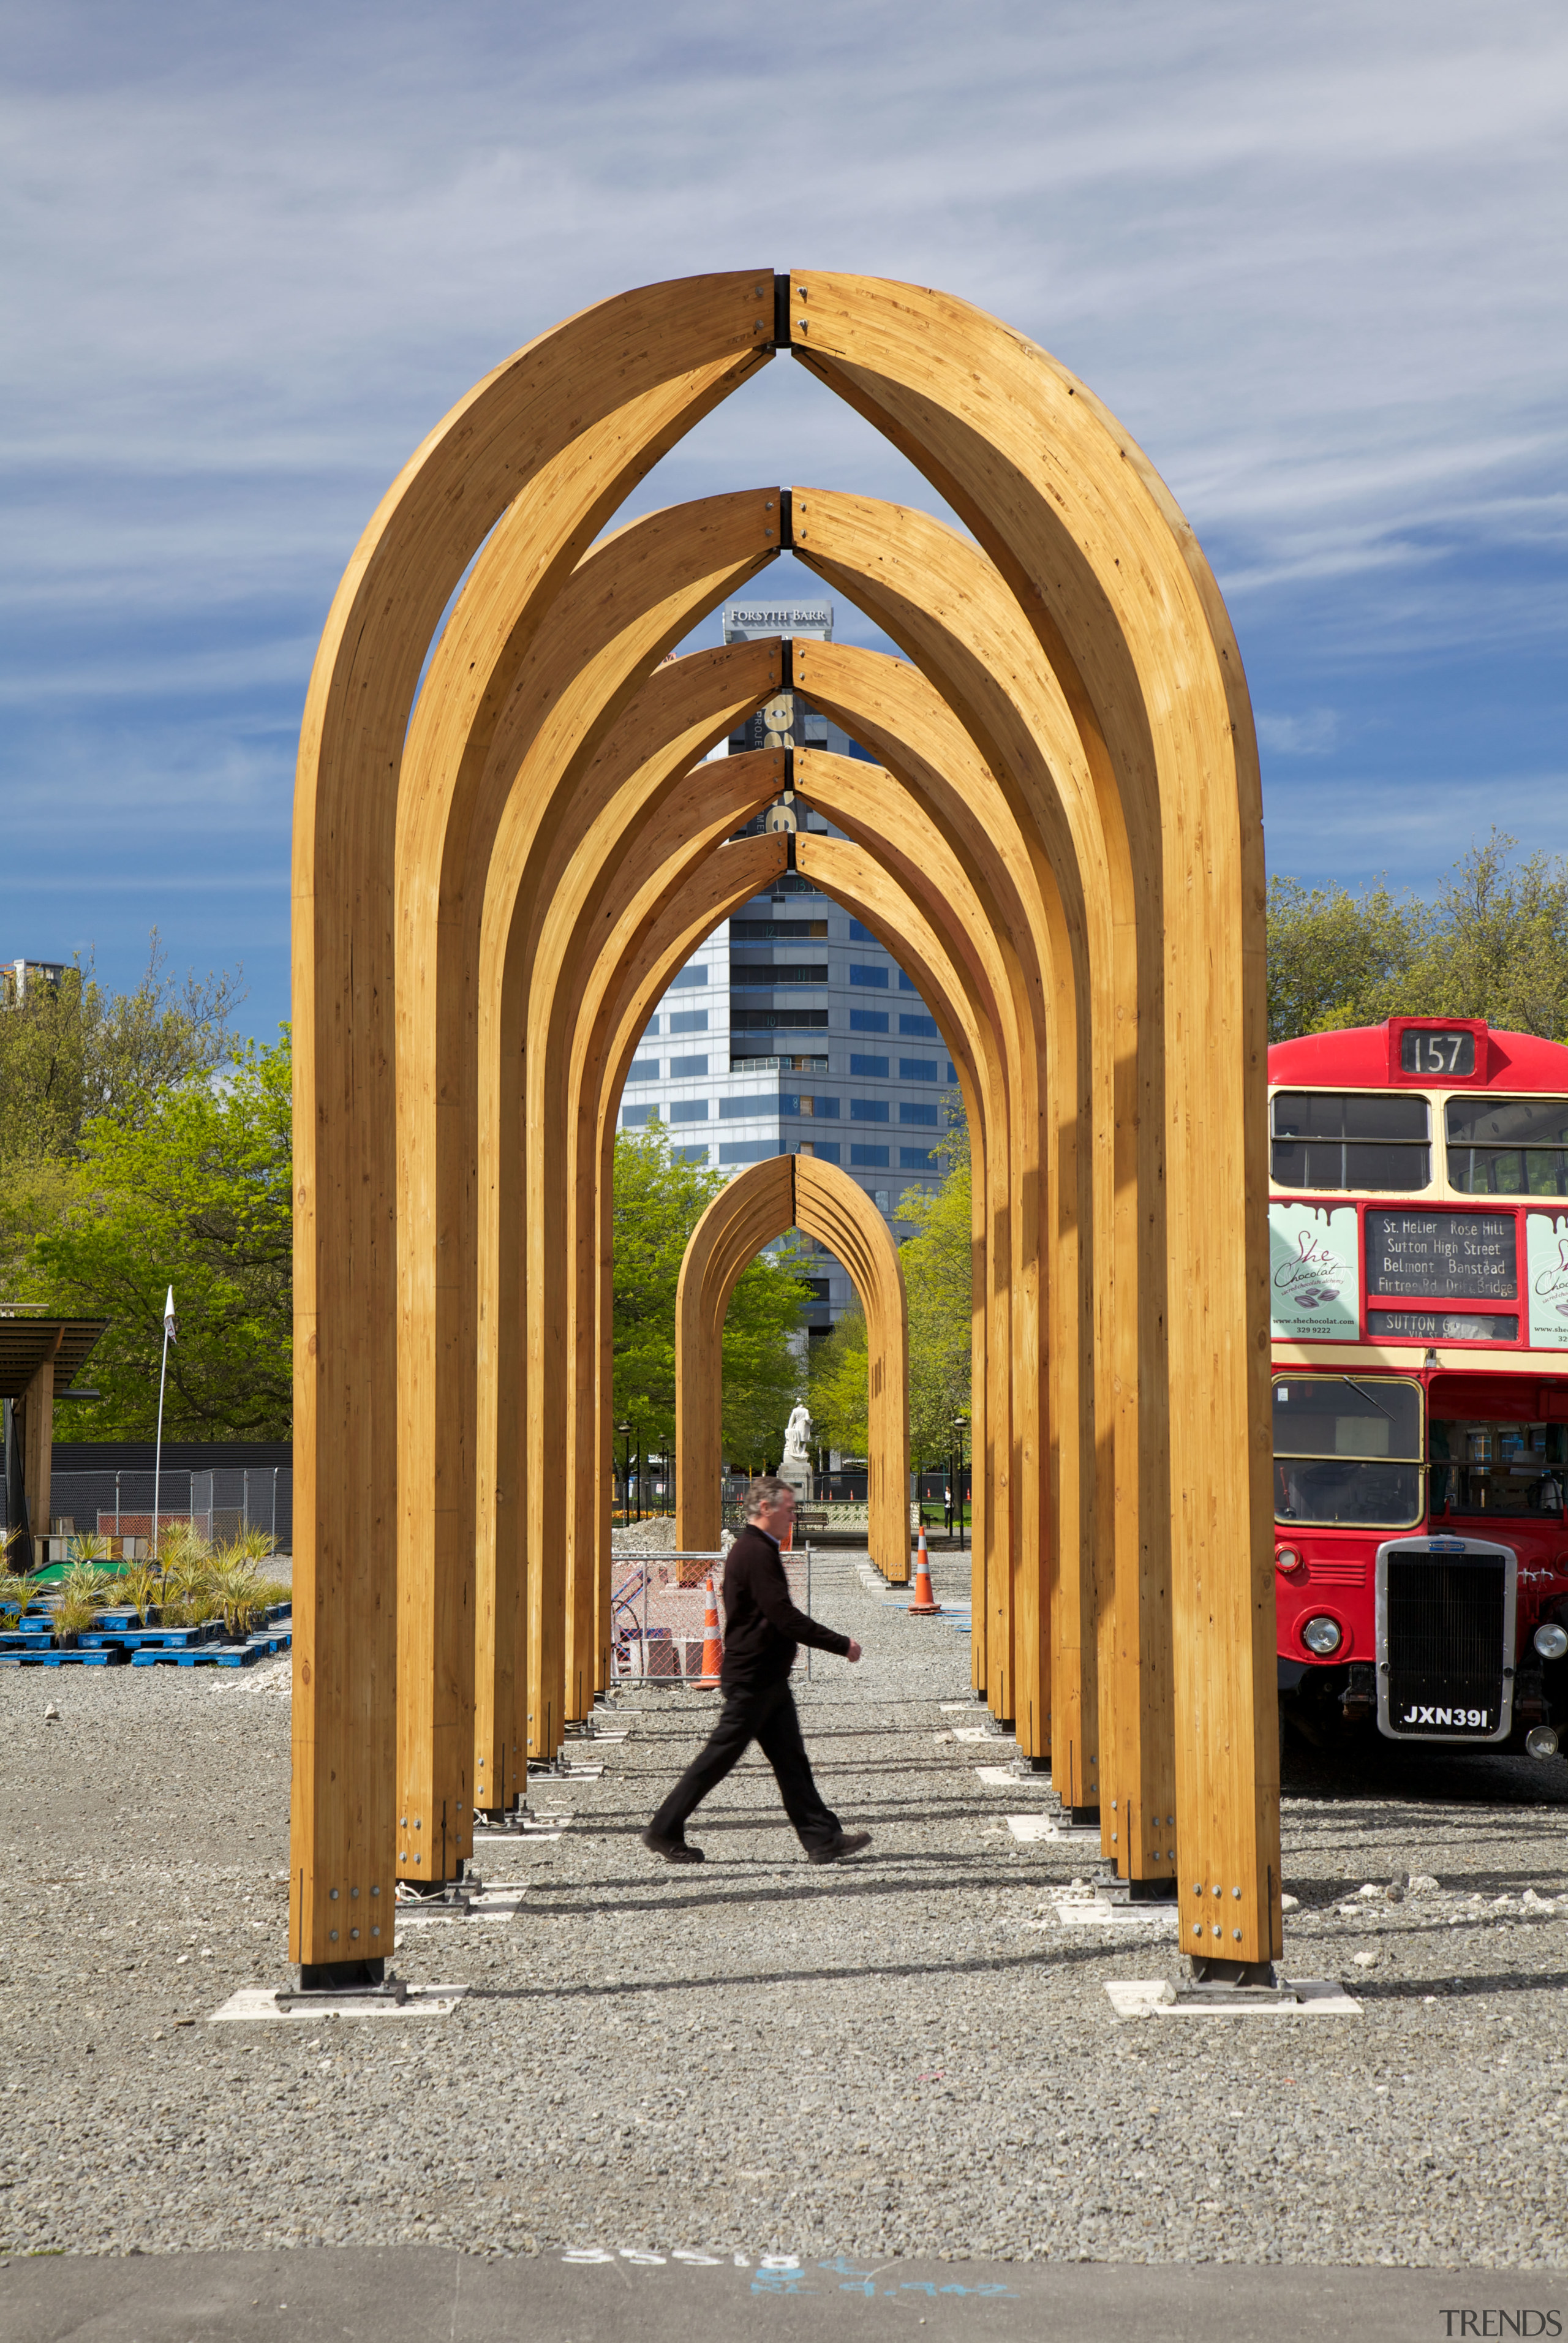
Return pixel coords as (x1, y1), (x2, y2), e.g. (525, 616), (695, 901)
(4, 0), (1565, 1046)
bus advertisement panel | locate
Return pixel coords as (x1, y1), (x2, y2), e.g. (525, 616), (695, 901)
(1268, 1019), (1568, 1758)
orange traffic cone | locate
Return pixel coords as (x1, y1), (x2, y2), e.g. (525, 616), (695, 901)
(908, 1528), (941, 1615)
(695, 1579), (724, 1685)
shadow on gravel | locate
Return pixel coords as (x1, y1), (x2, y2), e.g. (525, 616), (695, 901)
(466, 1937), (1122, 2004)
(1357, 1967), (1568, 2002)
(513, 1867), (1052, 1920)
(1281, 1729), (1568, 1809)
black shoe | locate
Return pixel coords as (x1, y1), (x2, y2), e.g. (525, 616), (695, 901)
(643, 1828), (704, 1864)
(809, 1829), (872, 1864)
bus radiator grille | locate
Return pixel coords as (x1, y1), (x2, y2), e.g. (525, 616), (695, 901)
(1384, 1555), (1506, 1735)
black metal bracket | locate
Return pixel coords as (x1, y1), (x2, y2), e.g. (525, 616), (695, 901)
(780, 635), (794, 690)
(1185, 1956), (1282, 1991)
(294, 1956), (391, 1994)
(1103, 1876), (1178, 1906)
(778, 488), (794, 550)
(772, 273), (791, 350)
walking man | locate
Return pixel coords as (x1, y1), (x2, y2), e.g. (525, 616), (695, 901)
(643, 1477), (871, 1865)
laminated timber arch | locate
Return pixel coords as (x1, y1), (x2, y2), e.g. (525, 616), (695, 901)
(292, 269), (1276, 1986)
(673, 1155), (908, 1575)
(570, 740), (1006, 1622)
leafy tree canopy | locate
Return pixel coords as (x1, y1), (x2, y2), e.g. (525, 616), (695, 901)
(0, 933), (243, 1168)
(611, 1122), (811, 1471)
(809, 1103), (973, 1472)
(1268, 832), (1568, 1043)
(26, 1034), (292, 1439)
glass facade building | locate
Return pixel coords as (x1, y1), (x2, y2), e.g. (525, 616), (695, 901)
(617, 605), (957, 1337)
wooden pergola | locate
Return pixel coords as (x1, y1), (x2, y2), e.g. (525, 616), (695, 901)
(674, 1153), (909, 1579)
(289, 271), (1277, 1987)
(0, 1315), (107, 1564)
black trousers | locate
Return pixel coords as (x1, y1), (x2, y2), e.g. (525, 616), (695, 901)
(649, 1678), (842, 1855)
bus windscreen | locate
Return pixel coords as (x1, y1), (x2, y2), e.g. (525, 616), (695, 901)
(1273, 1375), (1423, 1528)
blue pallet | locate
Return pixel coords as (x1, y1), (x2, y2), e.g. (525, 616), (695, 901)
(9, 1647), (129, 1668)
(130, 1647), (219, 1667)
(246, 1628), (292, 1654)
(264, 1604), (293, 1624)
(212, 1642), (264, 1668)
(81, 1623), (220, 1650)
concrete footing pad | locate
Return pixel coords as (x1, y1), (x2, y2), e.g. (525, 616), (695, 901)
(1050, 1889), (1177, 1931)
(1003, 1809), (1100, 1841)
(1104, 1976), (1362, 2018)
(209, 1983), (469, 2023)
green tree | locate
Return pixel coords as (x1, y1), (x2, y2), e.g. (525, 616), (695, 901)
(1266, 832), (1568, 1043)
(1265, 876), (1426, 1041)
(808, 1110), (974, 1471)
(807, 1300), (869, 1456)
(0, 934), (243, 1167)
(27, 1035), (292, 1438)
(896, 1152), (973, 1466)
(611, 1122), (810, 1470)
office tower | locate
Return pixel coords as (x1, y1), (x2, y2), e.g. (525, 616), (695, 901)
(618, 604), (957, 1341)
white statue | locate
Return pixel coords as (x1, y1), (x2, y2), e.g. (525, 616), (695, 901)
(783, 1401), (813, 1464)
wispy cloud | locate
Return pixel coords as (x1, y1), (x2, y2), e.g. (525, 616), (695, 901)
(2, 0), (1564, 1030)
(1257, 710), (1341, 757)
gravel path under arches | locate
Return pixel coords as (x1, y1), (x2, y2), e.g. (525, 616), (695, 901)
(2, 1548), (1567, 2268)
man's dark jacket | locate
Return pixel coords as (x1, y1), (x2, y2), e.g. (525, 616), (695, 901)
(720, 1523), (850, 1693)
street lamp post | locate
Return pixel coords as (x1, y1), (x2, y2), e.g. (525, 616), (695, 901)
(617, 1421), (633, 1526)
(952, 1413), (969, 1553)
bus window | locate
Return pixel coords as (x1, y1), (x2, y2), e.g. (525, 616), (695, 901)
(1273, 1375), (1424, 1528)
(1445, 1095), (1568, 1198)
(1272, 1092), (1430, 1193)
(1428, 1418), (1567, 1519)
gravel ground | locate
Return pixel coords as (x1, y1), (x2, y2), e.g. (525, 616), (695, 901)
(2, 1549), (1567, 2269)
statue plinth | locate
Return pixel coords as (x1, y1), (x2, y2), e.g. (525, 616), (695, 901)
(777, 1457), (813, 1502)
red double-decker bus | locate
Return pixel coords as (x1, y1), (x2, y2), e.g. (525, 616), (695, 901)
(1269, 1016), (1568, 1759)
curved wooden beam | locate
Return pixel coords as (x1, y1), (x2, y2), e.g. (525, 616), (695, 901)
(292, 270), (1273, 1977)
(292, 273), (772, 1955)
(789, 273), (1271, 1950)
(675, 1155), (908, 1576)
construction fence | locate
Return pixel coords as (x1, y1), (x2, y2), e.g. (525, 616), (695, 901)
(32, 1466), (293, 1560)
(609, 1545), (813, 1685)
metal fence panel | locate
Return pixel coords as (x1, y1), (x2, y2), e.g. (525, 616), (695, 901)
(609, 1545), (815, 1683)
(34, 1468), (293, 1557)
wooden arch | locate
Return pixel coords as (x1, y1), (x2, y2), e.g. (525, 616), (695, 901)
(673, 1153), (910, 1576)
(292, 271), (1277, 1985)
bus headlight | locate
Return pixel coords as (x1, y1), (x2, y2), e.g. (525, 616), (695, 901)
(1525, 1726), (1560, 1760)
(1532, 1623), (1568, 1661)
(1302, 1615), (1343, 1657)
(1275, 1547), (1302, 1575)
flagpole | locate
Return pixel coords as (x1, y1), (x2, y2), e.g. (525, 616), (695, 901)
(152, 1285), (175, 1563)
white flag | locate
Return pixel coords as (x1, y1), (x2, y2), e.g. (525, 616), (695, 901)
(163, 1285), (177, 1344)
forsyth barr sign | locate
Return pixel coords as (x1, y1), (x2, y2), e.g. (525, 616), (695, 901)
(722, 604), (834, 642)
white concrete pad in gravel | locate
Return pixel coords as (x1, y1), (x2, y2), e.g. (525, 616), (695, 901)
(394, 1887), (528, 1925)
(1104, 1977), (1362, 2018)
(951, 1726), (1003, 1743)
(974, 1763), (1052, 1788)
(1003, 1809), (1100, 1840)
(209, 1985), (470, 2022)
(1049, 1891), (1177, 1931)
